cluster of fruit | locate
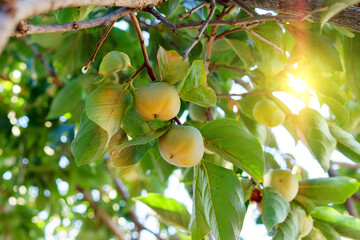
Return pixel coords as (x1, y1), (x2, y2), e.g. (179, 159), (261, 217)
(135, 82), (204, 167)
(263, 170), (313, 238)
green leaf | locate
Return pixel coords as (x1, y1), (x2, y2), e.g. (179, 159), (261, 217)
(110, 124), (171, 167)
(262, 187), (290, 232)
(189, 166), (210, 240)
(136, 193), (191, 230)
(273, 210), (300, 240)
(199, 162), (245, 240)
(71, 111), (107, 166)
(296, 108), (336, 171)
(329, 124), (360, 164)
(302, 227), (326, 240)
(287, 26), (342, 71)
(179, 60), (217, 107)
(311, 206), (360, 239)
(314, 222), (341, 240)
(86, 82), (132, 137)
(98, 51), (133, 76)
(157, 46), (189, 84)
(200, 119), (264, 182)
(54, 6), (95, 24)
(343, 33), (360, 100)
(221, 39), (253, 69)
(298, 176), (359, 205)
(293, 195), (316, 215)
(320, 96), (349, 127)
(321, 0), (360, 28)
(46, 79), (83, 119)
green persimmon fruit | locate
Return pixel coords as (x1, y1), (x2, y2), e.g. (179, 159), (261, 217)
(188, 103), (217, 122)
(252, 98), (285, 127)
(159, 125), (204, 167)
(135, 82), (180, 121)
(263, 169), (299, 201)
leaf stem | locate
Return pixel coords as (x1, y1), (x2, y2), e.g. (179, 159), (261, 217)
(129, 13), (157, 81)
(83, 20), (116, 72)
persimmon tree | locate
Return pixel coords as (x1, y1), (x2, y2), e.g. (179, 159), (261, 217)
(1, 0), (360, 239)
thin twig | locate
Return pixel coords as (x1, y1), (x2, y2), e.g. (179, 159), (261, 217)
(330, 161), (360, 169)
(178, 2), (207, 21)
(83, 20), (116, 72)
(129, 13), (157, 81)
(215, 27), (243, 40)
(243, 26), (284, 53)
(231, 0), (258, 16)
(146, 7), (176, 33)
(173, 116), (182, 125)
(77, 186), (125, 240)
(113, 178), (164, 240)
(126, 64), (146, 83)
(216, 89), (268, 98)
(352, 194), (360, 202)
(213, 64), (247, 75)
(19, 38), (61, 86)
(183, 0), (216, 61)
(204, 6), (236, 72)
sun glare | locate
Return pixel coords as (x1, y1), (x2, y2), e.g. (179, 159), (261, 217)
(287, 73), (307, 92)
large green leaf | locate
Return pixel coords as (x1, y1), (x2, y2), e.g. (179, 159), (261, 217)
(321, 0), (360, 28)
(110, 124), (171, 167)
(189, 166), (210, 240)
(98, 51), (133, 76)
(46, 79), (83, 120)
(179, 60), (217, 107)
(298, 176), (359, 205)
(136, 193), (191, 230)
(329, 124), (360, 163)
(157, 46), (189, 84)
(71, 111), (107, 166)
(199, 162), (245, 240)
(54, 6), (95, 24)
(296, 108), (336, 170)
(262, 187), (290, 232)
(302, 227), (326, 240)
(86, 82), (132, 137)
(343, 33), (360, 100)
(273, 210), (300, 240)
(287, 26), (342, 71)
(314, 222), (341, 240)
(311, 206), (360, 239)
(200, 119), (264, 182)
(320, 96), (349, 127)
(221, 39), (253, 69)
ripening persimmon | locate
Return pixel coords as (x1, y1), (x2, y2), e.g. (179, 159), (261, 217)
(188, 103), (217, 122)
(263, 169), (299, 201)
(297, 208), (313, 238)
(158, 125), (204, 167)
(135, 82), (180, 121)
(252, 98), (285, 127)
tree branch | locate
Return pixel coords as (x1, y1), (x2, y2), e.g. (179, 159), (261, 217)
(178, 2), (207, 21)
(18, 37), (61, 86)
(183, 0), (216, 61)
(146, 7), (176, 33)
(0, 0), (165, 54)
(12, 7), (131, 37)
(243, 26), (284, 53)
(113, 178), (164, 240)
(242, 0), (360, 32)
(76, 186), (125, 240)
(129, 13), (157, 81)
(330, 161), (360, 169)
(231, 0), (258, 16)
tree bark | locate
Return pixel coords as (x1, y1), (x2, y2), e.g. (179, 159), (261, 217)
(0, 0), (164, 54)
(242, 0), (360, 32)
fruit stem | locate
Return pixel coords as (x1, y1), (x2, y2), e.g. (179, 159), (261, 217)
(173, 116), (182, 125)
